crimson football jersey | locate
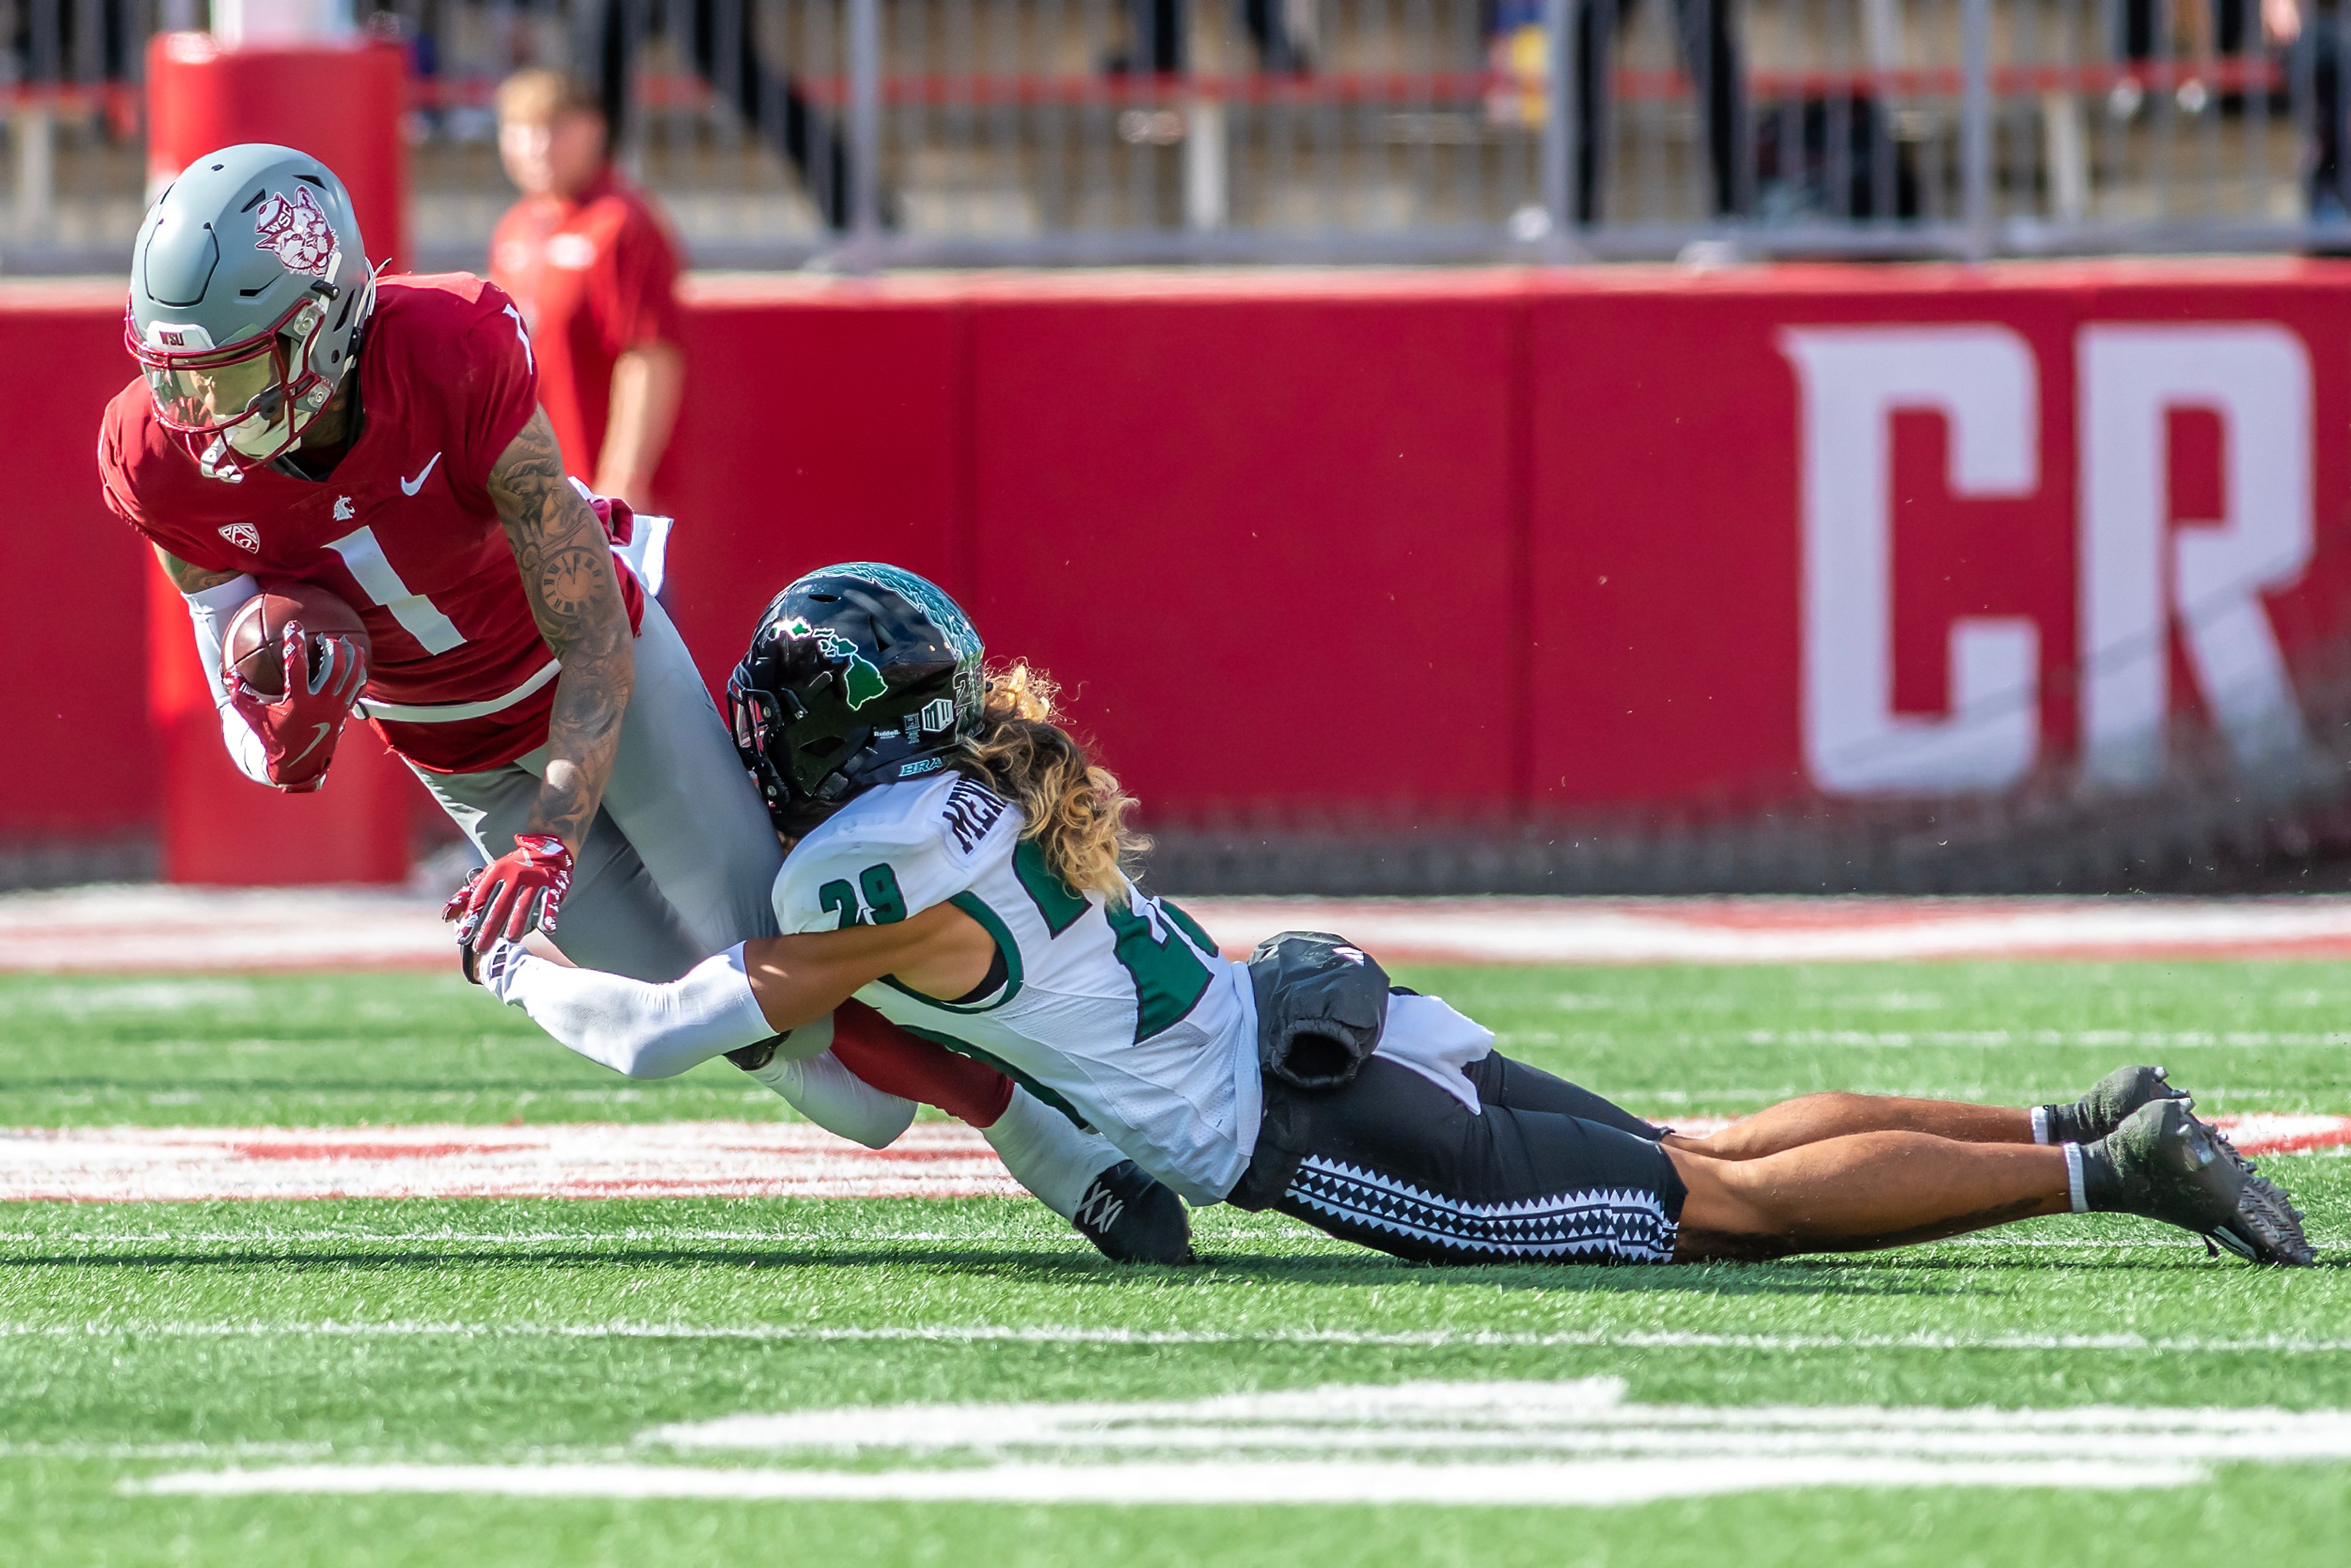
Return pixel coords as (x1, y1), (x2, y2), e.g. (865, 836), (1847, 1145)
(100, 274), (646, 775)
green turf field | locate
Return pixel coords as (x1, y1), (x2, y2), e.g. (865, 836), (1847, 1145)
(4, 961), (2350, 1565)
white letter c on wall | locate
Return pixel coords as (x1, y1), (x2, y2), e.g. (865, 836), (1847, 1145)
(1780, 326), (2042, 797)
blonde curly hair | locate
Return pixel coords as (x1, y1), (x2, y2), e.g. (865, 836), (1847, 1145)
(955, 661), (1147, 904)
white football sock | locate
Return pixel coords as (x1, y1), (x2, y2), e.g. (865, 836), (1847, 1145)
(740, 1016), (918, 1151)
(489, 942), (772, 1079)
(981, 1088), (1120, 1220)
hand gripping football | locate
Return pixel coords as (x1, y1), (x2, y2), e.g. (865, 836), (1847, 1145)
(222, 580), (371, 697)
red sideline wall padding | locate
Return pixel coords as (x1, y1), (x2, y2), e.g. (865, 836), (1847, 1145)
(1, 285), (157, 840)
(18, 261), (2351, 860)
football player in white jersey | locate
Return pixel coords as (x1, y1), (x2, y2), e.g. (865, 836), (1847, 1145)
(465, 565), (2314, 1267)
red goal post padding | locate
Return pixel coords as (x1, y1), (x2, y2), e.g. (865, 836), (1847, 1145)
(139, 32), (420, 885)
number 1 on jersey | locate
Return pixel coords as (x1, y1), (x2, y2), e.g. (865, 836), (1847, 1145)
(326, 524), (466, 654)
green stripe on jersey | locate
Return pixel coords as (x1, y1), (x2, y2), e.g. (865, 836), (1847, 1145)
(1104, 897), (1215, 1044)
(1013, 841), (1091, 937)
(1159, 896), (1220, 958)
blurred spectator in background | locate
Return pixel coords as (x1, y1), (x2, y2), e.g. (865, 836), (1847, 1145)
(489, 68), (685, 512)
(1109, 0), (1313, 75)
(1490, 0), (1746, 223)
(1580, 0), (1745, 222)
(7, 0), (133, 86)
(2260, 0), (2349, 219)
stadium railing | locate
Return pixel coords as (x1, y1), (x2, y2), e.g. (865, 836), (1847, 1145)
(1, 0), (2346, 273)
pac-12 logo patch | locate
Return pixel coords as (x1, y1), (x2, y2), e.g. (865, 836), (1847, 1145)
(217, 522), (260, 552)
(252, 187), (336, 277)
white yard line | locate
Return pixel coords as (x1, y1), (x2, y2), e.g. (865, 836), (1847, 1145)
(0, 1441), (331, 1460)
(0, 1229), (1028, 1246)
(0, 1122), (1028, 1202)
(23, 1322), (2351, 1356)
(124, 1379), (2351, 1507)
(2, 1114), (2338, 1203)
(1202, 898), (2351, 965)
(15, 887), (2351, 970)
(127, 1455), (2182, 1506)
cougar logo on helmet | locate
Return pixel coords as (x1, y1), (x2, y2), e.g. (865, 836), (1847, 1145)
(252, 187), (337, 277)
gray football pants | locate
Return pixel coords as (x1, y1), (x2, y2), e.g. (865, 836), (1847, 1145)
(413, 596), (782, 983)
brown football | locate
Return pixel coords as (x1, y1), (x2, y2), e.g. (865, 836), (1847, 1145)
(222, 580), (371, 698)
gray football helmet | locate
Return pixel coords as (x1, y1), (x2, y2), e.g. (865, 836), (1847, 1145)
(126, 143), (376, 482)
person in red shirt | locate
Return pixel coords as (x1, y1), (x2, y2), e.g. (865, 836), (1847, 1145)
(99, 143), (1193, 1264)
(489, 70), (684, 513)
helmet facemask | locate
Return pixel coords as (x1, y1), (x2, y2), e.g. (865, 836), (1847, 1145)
(728, 657), (881, 836)
(727, 675), (807, 818)
(129, 284), (344, 476)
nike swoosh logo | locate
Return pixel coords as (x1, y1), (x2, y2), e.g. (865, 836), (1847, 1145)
(400, 452), (443, 497)
(287, 723), (334, 767)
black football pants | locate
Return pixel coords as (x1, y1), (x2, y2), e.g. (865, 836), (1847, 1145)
(1232, 1052), (1687, 1264)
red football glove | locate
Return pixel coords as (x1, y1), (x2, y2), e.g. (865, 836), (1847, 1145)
(224, 620), (366, 794)
(444, 833), (575, 947)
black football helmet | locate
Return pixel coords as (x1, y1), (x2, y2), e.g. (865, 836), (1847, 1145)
(727, 563), (988, 831)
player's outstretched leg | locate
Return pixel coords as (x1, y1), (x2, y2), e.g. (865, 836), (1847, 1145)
(1671, 1065), (2188, 1161)
(1669, 1134), (2069, 1259)
(1670, 1098), (2315, 1265)
(1242, 1049), (2311, 1268)
(978, 1090), (1196, 1265)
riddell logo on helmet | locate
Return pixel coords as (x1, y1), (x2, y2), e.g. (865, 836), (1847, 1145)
(253, 187), (336, 277)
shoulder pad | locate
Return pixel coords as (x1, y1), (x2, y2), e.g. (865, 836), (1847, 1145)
(771, 775), (1019, 933)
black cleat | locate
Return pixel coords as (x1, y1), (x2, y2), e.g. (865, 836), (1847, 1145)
(2090, 1101), (2315, 1267)
(2198, 1120), (2317, 1268)
(2042, 1065), (2189, 1145)
(1069, 1160), (1196, 1264)
(2061, 1068), (2293, 1246)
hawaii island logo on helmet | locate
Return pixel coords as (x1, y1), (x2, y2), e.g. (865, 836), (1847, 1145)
(252, 187), (337, 278)
(777, 617), (888, 709)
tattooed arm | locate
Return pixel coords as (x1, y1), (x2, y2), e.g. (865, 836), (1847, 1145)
(487, 406), (636, 850)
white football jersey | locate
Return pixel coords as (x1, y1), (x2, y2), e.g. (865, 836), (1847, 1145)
(773, 773), (1261, 1203)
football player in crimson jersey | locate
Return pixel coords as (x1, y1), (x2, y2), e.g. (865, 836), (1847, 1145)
(96, 143), (1194, 1264)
